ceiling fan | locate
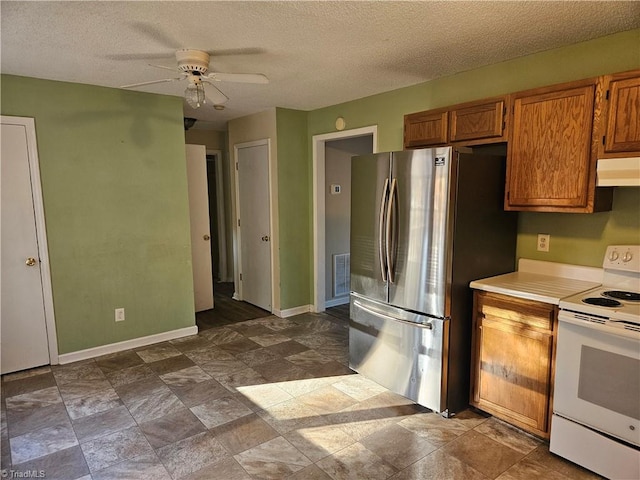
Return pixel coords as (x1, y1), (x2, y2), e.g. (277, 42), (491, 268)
(120, 49), (269, 108)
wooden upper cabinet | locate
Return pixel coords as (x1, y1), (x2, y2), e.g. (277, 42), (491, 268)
(450, 98), (507, 143)
(404, 97), (508, 149)
(600, 70), (640, 157)
(505, 78), (612, 213)
(404, 109), (448, 148)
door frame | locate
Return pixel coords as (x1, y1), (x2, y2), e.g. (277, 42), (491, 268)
(233, 139), (275, 312)
(1, 115), (58, 365)
(206, 149), (229, 282)
(312, 125), (378, 313)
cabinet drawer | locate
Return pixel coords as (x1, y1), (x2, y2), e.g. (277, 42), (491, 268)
(476, 291), (555, 331)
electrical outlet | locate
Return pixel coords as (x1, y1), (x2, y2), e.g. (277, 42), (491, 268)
(537, 234), (550, 252)
(115, 308), (125, 322)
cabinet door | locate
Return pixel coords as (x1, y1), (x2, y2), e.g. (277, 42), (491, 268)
(450, 98), (506, 143)
(506, 82), (597, 211)
(474, 315), (553, 435)
(404, 110), (448, 148)
(602, 73), (640, 156)
(470, 291), (556, 438)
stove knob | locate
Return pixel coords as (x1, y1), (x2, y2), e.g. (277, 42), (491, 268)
(609, 250), (620, 261)
(623, 251), (633, 263)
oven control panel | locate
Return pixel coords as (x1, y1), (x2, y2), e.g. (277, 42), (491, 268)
(603, 245), (640, 272)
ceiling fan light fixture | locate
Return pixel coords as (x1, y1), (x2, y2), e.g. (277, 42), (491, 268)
(120, 49), (268, 109)
(185, 82), (206, 109)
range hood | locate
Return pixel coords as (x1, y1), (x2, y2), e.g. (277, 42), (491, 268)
(596, 157), (640, 187)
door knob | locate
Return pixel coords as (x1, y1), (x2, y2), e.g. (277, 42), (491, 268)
(261, 235), (270, 242)
(203, 234), (210, 241)
(25, 257), (37, 266)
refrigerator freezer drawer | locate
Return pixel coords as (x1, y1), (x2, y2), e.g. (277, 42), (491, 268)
(349, 295), (447, 412)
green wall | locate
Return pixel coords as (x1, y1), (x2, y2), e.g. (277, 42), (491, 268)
(276, 108), (311, 309)
(1, 75), (195, 354)
(6, 31), (636, 346)
(304, 29), (640, 274)
(517, 188), (640, 266)
(307, 29), (640, 152)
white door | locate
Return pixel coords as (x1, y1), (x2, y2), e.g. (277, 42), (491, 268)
(1, 118), (52, 373)
(185, 144), (214, 312)
(237, 142), (272, 311)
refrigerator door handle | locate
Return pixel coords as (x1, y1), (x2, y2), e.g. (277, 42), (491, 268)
(378, 177), (389, 282)
(386, 178), (398, 283)
(353, 300), (433, 330)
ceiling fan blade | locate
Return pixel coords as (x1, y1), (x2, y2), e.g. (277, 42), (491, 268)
(106, 48), (267, 62)
(149, 63), (179, 72)
(105, 53), (174, 61)
(120, 77), (183, 88)
(206, 72), (269, 84)
(205, 47), (267, 57)
(202, 82), (229, 105)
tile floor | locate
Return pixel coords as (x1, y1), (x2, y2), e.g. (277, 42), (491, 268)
(1, 310), (602, 480)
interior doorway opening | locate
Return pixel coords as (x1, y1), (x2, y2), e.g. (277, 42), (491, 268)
(206, 150), (228, 285)
(312, 126), (377, 313)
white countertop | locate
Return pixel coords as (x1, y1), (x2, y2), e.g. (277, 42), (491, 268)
(469, 259), (603, 305)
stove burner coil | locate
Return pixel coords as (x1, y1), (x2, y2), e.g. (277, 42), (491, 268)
(603, 290), (640, 302)
(582, 297), (622, 308)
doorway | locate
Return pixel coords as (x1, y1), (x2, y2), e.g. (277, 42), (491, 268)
(206, 150), (228, 283)
(1, 116), (58, 373)
(312, 126), (377, 312)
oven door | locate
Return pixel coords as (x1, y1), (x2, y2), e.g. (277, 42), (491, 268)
(554, 311), (640, 446)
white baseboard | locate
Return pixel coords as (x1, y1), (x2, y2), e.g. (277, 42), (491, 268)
(57, 325), (198, 365)
(325, 297), (349, 308)
(273, 304), (312, 318)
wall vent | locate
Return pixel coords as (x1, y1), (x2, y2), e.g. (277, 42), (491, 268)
(333, 253), (350, 297)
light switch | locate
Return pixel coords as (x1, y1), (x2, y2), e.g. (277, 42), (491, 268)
(330, 184), (341, 195)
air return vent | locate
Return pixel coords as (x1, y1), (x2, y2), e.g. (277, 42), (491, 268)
(333, 253), (350, 297)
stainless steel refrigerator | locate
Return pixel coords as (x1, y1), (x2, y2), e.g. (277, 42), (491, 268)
(349, 146), (517, 416)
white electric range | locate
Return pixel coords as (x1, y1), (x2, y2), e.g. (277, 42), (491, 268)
(551, 245), (640, 479)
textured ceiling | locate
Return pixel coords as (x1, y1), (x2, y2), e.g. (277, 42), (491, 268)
(2, 1), (639, 130)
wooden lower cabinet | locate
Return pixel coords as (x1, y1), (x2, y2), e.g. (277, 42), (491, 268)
(470, 291), (557, 439)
